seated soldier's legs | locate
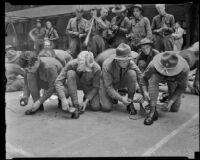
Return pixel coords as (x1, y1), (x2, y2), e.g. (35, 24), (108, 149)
(167, 81), (182, 112)
(138, 60), (147, 73)
(99, 78), (113, 112)
(69, 38), (81, 58)
(153, 35), (163, 52)
(89, 94), (101, 111)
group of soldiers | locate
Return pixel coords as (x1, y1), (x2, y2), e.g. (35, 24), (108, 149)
(5, 4), (199, 126)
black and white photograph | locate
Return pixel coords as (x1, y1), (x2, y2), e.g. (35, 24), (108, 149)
(4, 2), (199, 159)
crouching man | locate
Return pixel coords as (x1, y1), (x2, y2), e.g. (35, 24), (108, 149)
(18, 51), (63, 115)
(55, 51), (101, 119)
(141, 51), (189, 125)
(100, 43), (144, 116)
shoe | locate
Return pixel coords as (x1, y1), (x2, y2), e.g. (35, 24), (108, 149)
(25, 104), (44, 115)
(159, 92), (169, 103)
(144, 108), (158, 125)
(126, 103), (137, 115)
(58, 99), (62, 109)
(71, 105), (79, 119)
(112, 99), (118, 104)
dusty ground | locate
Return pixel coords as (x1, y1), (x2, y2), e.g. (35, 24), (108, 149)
(5, 91), (199, 158)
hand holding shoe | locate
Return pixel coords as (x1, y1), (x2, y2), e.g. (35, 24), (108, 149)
(20, 96), (29, 106)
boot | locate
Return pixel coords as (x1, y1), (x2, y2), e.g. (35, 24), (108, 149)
(25, 104), (44, 115)
(71, 104), (79, 119)
(126, 103), (137, 115)
(144, 106), (158, 125)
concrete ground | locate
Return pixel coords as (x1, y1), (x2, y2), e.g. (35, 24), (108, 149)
(5, 91), (199, 158)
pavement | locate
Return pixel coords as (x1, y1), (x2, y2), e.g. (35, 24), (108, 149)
(5, 91), (199, 158)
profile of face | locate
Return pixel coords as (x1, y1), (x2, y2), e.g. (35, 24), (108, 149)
(116, 59), (130, 68)
(133, 8), (141, 19)
(46, 21), (52, 29)
(76, 11), (83, 19)
(101, 9), (108, 19)
(141, 44), (152, 56)
(25, 59), (40, 73)
(36, 22), (41, 28)
(175, 22), (180, 28)
(156, 5), (165, 15)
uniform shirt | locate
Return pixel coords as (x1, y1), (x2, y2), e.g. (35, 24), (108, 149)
(45, 27), (59, 40)
(142, 61), (189, 106)
(111, 16), (131, 37)
(172, 27), (184, 40)
(30, 27), (46, 40)
(102, 57), (143, 101)
(55, 59), (101, 101)
(66, 17), (88, 36)
(152, 13), (175, 36)
(6, 63), (25, 85)
(129, 16), (152, 46)
(136, 49), (160, 67)
(36, 57), (63, 104)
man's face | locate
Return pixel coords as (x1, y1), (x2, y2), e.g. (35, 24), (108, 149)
(101, 9), (108, 19)
(36, 22), (41, 28)
(133, 8), (141, 19)
(156, 5), (165, 15)
(46, 22), (52, 29)
(116, 59), (130, 68)
(76, 11), (83, 19)
(25, 60), (40, 73)
(175, 22), (179, 28)
(141, 44), (152, 55)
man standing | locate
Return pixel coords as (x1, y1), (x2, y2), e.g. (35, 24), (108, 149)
(55, 51), (101, 119)
(127, 4), (152, 51)
(100, 43), (144, 117)
(152, 4), (175, 52)
(86, 7), (110, 57)
(172, 21), (184, 51)
(18, 51), (63, 115)
(66, 6), (88, 58)
(29, 19), (46, 54)
(141, 52), (189, 125)
(109, 5), (131, 48)
(136, 38), (160, 72)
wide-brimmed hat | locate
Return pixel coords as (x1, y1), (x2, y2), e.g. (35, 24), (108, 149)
(132, 4), (143, 12)
(152, 51), (188, 76)
(6, 50), (20, 63)
(137, 38), (153, 48)
(112, 5), (126, 13)
(114, 43), (133, 61)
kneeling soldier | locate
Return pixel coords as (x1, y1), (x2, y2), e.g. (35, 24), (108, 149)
(141, 51), (189, 125)
(55, 51), (101, 119)
(100, 43), (144, 116)
(18, 51), (63, 115)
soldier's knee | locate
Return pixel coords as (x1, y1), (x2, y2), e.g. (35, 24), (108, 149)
(90, 104), (101, 111)
(170, 100), (181, 112)
(101, 104), (112, 112)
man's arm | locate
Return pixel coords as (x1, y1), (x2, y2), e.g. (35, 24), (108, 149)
(119, 17), (131, 34)
(50, 29), (59, 40)
(102, 64), (123, 101)
(29, 28), (37, 41)
(66, 19), (75, 35)
(144, 17), (152, 39)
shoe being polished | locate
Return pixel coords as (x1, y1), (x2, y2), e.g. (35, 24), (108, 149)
(71, 104), (80, 119)
(25, 104), (44, 115)
(144, 107), (158, 125)
(127, 103), (137, 115)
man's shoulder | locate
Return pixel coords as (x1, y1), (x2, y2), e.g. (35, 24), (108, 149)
(152, 49), (160, 55)
(40, 57), (62, 68)
(153, 14), (160, 20)
(166, 13), (174, 18)
(102, 56), (114, 70)
(143, 17), (150, 22)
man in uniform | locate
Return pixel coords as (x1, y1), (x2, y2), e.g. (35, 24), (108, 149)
(136, 38), (160, 72)
(109, 5), (131, 48)
(152, 4), (175, 52)
(18, 51), (63, 115)
(29, 19), (46, 54)
(86, 7), (110, 57)
(127, 4), (152, 51)
(100, 43), (144, 117)
(66, 6), (88, 58)
(55, 51), (101, 119)
(141, 51), (189, 125)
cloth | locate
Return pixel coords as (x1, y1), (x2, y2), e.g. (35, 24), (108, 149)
(173, 27), (184, 51)
(55, 59), (101, 101)
(152, 13), (175, 52)
(102, 56), (143, 102)
(136, 49), (160, 72)
(142, 62), (189, 107)
(110, 16), (131, 48)
(128, 16), (152, 49)
(23, 57), (63, 104)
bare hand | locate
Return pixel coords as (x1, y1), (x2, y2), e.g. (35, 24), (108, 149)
(161, 100), (174, 112)
(143, 91), (150, 102)
(73, 32), (80, 36)
(80, 98), (89, 112)
(61, 98), (70, 112)
(31, 100), (41, 111)
(121, 97), (132, 106)
(20, 96), (29, 106)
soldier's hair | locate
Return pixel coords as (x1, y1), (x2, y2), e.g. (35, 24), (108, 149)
(19, 51), (38, 68)
(155, 4), (165, 9)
